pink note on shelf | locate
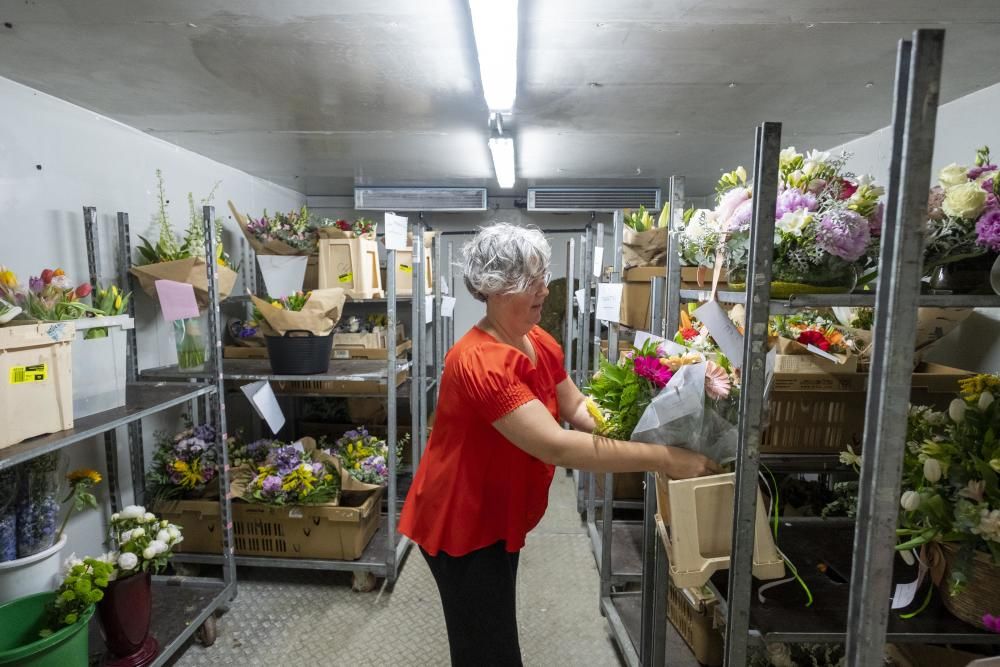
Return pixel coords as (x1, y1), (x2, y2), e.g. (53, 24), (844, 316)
(154, 280), (200, 322)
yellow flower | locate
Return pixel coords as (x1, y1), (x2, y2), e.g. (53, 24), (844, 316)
(0, 269), (16, 287)
(585, 398), (606, 429)
(114, 295), (123, 310)
(324, 474), (333, 482)
(172, 460), (206, 488)
(942, 182), (987, 219)
(271, 300), (283, 309)
(959, 374), (1000, 398)
(67, 469), (102, 485)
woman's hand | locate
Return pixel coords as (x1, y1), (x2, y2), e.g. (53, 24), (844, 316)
(661, 447), (722, 479)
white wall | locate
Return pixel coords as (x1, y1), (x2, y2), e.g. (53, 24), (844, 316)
(0, 76), (304, 559)
(828, 81), (1000, 373)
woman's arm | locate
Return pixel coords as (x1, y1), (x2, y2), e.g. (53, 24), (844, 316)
(556, 377), (597, 432)
(494, 399), (720, 478)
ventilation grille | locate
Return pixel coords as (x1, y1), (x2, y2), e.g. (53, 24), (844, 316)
(527, 187), (661, 212)
(354, 187), (487, 211)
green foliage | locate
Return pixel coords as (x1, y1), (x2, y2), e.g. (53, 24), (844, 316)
(586, 339), (659, 439)
(39, 557), (113, 637)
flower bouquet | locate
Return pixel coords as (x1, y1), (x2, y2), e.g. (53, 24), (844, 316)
(231, 202), (318, 256)
(131, 171), (238, 309)
(146, 422), (220, 504)
(317, 217), (378, 240)
(924, 147), (1000, 292)
(324, 427), (408, 485)
(718, 148), (885, 297)
(770, 311), (859, 373)
(676, 207), (730, 287)
(622, 205), (671, 269)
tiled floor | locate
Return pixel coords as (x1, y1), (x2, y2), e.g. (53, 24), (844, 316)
(172, 469), (626, 666)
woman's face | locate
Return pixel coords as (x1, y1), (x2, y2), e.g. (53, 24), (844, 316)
(489, 273), (550, 332)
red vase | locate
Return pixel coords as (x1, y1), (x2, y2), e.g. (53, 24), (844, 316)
(98, 571), (159, 666)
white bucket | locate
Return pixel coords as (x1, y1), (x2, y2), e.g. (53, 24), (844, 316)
(0, 533), (67, 604)
(257, 255), (309, 298)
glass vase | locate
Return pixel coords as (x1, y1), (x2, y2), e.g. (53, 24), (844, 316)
(15, 453), (62, 559)
(928, 252), (998, 294)
(173, 315), (207, 371)
(728, 259), (858, 299)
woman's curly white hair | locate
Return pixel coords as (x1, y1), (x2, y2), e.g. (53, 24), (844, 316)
(462, 222), (551, 302)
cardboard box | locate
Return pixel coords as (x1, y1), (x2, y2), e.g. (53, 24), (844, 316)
(594, 471), (645, 500)
(318, 237), (384, 299)
(158, 487), (383, 561)
(1, 322), (75, 448)
(667, 582), (723, 667)
(773, 353), (858, 374)
(621, 267), (658, 331)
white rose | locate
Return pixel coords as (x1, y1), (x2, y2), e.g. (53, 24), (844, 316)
(938, 162), (969, 188)
(131, 527), (145, 539)
(142, 546), (157, 560)
(161, 520), (169, 529)
(121, 505), (145, 520)
(119, 530), (133, 544)
(157, 530), (171, 543)
(776, 209), (813, 237)
(111, 513), (120, 522)
(148, 540), (168, 555)
(118, 552), (139, 571)
(949, 398), (967, 423)
(167, 526), (182, 541)
(900, 490), (921, 512)
(143, 512), (157, 523)
(942, 182), (988, 220)
(979, 392), (994, 411)
(923, 458), (943, 483)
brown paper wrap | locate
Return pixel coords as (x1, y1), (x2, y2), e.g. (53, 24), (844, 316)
(317, 227), (377, 241)
(623, 226), (669, 269)
(230, 437), (381, 507)
(130, 257), (237, 310)
(229, 199), (313, 256)
(250, 288), (346, 337)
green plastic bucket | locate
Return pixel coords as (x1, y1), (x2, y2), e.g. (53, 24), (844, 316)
(0, 592), (93, 666)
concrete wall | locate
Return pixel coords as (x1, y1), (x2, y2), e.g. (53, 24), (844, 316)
(827, 81), (1000, 373)
(1, 76), (304, 559)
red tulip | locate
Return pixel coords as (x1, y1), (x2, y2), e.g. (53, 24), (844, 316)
(41, 268), (54, 284)
(75, 283), (92, 298)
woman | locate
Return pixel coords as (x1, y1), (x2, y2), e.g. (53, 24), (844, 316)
(399, 222), (720, 666)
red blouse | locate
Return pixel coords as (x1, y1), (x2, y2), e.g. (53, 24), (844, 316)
(399, 325), (567, 556)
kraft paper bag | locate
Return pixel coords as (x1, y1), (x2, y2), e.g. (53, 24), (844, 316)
(622, 226), (669, 269)
(229, 199), (311, 256)
(250, 288), (346, 337)
(130, 257), (237, 310)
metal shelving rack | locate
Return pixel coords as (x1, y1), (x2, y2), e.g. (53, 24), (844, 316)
(638, 30), (1000, 667)
(0, 206), (237, 666)
(136, 216), (440, 586)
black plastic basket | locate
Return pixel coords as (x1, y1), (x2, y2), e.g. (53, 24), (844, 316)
(264, 330), (334, 375)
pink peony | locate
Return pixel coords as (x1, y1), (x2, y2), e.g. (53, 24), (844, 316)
(716, 187), (752, 229)
(633, 355), (673, 389)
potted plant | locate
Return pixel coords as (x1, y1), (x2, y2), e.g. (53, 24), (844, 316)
(98, 505), (184, 666)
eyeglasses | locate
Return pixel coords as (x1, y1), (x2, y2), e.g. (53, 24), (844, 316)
(530, 272), (552, 289)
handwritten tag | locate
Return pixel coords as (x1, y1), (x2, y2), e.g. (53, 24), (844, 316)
(154, 280), (199, 322)
(441, 296), (457, 318)
(593, 246), (604, 277)
(693, 300), (743, 367)
(595, 283), (623, 323)
(240, 381), (285, 434)
(384, 212), (408, 250)
(575, 289), (587, 312)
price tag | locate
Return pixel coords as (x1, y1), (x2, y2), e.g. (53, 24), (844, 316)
(425, 294), (434, 324)
(9, 363), (47, 384)
(441, 296), (457, 318)
(575, 289), (586, 312)
(595, 283), (623, 323)
(240, 380), (286, 434)
(384, 212), (408, 250)
(399, 264), (412, 274)
(593, 246), (604, 277)
(338, 272), (354, 284)
(693, 300), (744, 367)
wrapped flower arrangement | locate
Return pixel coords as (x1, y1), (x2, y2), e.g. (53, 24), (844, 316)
(318, 217), (378, 239)
(147, 422), (220, 503)
(326, 427), (407, 486)
(717, 148), (885, 296)
(241, 205), (318, 255)
(770, 311), (855, 355)
(227, 436), (279, 470)
(245, 444), (341, 506)
(676, 208), (724, 269)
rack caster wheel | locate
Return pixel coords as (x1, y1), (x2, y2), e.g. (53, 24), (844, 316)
(352, 571), (377, 592)
(195, 615), (218, 646)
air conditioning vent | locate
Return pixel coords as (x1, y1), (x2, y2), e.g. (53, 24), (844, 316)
(527, 187), (661, 212)
(354, 187), (488, 211)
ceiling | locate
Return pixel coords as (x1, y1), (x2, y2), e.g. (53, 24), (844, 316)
(1, 0), (999, 197)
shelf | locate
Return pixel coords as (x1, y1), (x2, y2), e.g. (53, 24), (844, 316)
(0, 382), (215, 470)
(590, 520), (644, 583)
(235, 377), (436, 399)
(761, 453), (847, 472)
(230, 294), (415, 304)
(88, 577), (231, 667)
(171, 516), (411, 578)
(602, 593), (641, 667)
(711, 523), (999, 644)
(679, 289), (1000, 314)
(141, 357), (411, 384)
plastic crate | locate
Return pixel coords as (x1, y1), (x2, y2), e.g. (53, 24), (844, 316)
(667, 582), (723, 667)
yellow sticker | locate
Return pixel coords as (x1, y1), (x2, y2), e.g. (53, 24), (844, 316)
(400, 265), (412, 273)
(338, 273), (354, 284)
(10, 364), (47, 384)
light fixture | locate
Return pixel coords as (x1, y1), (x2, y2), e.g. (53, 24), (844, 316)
(469, 0), (518, 111)
(489, 136), (515, 189)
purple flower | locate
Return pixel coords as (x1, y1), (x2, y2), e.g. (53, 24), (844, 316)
(192, 424), (216, 443)
(267, 445), (302, 476)
(633, 356), (673, 389)
(727, 200), (754, 232)
(976, 208), (1000, 252)
(816, 210), (870, 262)
(28, 276), (44, 294)
(969, 165), (997, 180)
(261, 475), (283, 496)
(868, 202), (885, 238)
(775, 188), (818, 219)
(717, 187), (751, 228)
(311, 462), (324, 477)
(245, 439), (273, 463)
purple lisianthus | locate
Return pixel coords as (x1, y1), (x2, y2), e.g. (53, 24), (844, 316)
(816, 210), (870, 262)
(969, 165), (998, 180)
(267, 445), (303, 476)
(975, 208), (1000, 252)
(727, 200), (754, 232)
(633, 356), (673, 389)
(261, 475), (283, 496)
(775, 188), (818, 219)
(245, 439), (274, 463)
(192, 424), (216, 443)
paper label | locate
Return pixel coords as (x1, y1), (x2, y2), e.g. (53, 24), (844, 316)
(338, 273), (354, 284)
(291, 440), (306, 453)
(441, 277), (450, 296)
(693, 300), (744, 367)
(400, 264), (412, 274)
(441, 296), (457, 318)
(593, 246), (604, 277)
(240, 380), (286, 434)
(892, 554), (927, 610)
(595, 283), (623, 323)
(575, 289), (586, 312)
(425, 295), (434, 325)
(806, 344), (842, 363)
(384, 212), (408, 250)
(288, 508), (304, 519)
(10, 363), (46, 384)
(154, 280), (200, 322)
(333, 349), (350, 360)
(633, 331), (665, 351)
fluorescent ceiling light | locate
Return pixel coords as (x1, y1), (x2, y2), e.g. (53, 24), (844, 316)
(469, 0), (518, 111)
(489, 137), (515, 189)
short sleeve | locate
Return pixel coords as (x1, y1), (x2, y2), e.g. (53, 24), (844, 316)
(531, 327), (569, 384)
(455, 343), (539, 423)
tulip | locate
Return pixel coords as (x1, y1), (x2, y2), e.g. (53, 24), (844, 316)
(949, 398), (967, 423)
(923, 458), (943, 483)
(900, 490), (921, 512)
(900, 549), (915, 566)
(980, 392), (995, 411)
(41, 268), (54, 284)
(75, 283), (92, 298)
(0, 269), (16, 287)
